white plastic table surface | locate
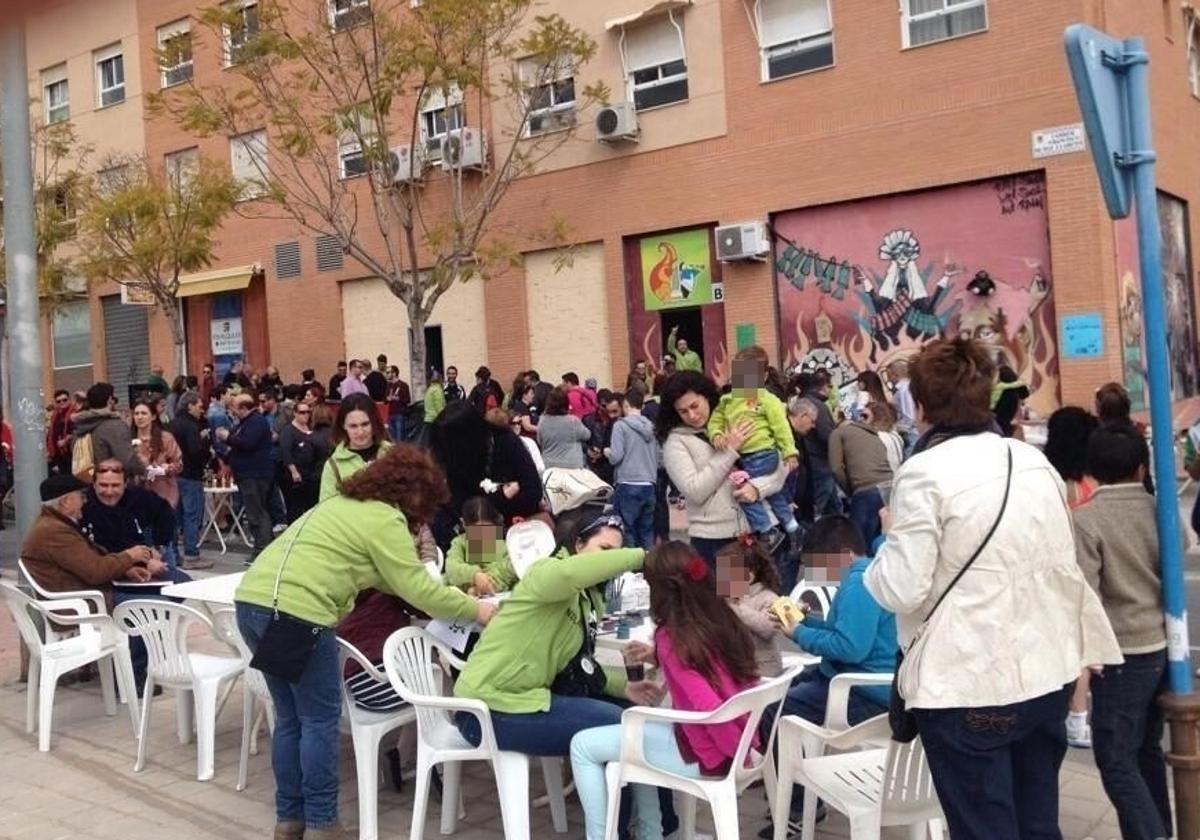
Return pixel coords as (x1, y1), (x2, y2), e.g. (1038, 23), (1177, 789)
(160, 572), (245, 606)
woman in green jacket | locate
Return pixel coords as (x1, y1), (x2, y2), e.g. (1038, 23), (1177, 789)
(454, 514), (662, 756)
(236, 446), (495, 840)
(319, 393), (392, 501)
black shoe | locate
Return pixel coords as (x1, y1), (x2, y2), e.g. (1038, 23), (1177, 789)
(757, 802), (827, 839)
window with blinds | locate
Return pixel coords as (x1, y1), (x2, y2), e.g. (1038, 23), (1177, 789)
(625, 16), (688, 111)
(758, 0), (834, 81)
(903, 0), (987, 48)
(42, 64), (69, 124)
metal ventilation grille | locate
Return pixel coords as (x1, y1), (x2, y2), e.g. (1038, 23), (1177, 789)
(274, 241), (301, 279)
(316, 234), (344, 272)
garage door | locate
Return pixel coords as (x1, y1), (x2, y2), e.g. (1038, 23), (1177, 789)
(102, 294), (151, 408)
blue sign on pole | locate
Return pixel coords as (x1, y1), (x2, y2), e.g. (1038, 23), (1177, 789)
(1065, 25), (1192, 696)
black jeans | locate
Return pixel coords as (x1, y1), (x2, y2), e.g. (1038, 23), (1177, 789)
(1091, 650), (1173, 840)
(915, 687), (1069, 840)
(238, 476), (275, 557)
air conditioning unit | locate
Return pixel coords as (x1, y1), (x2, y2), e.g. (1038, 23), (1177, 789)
(388, 144), (425, 184)
(440, 127), (487, 172)
(595, 103), (639, 143)
(715, 221), (770, 262)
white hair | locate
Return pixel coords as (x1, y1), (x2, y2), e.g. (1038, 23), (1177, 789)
(787, 396), (821, 418)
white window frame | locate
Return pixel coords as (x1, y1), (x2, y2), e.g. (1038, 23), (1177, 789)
(617, 11), (689, 112)
(1188, 11), (1200, 99)
(52, 299), (93, 370)
(901, 0), (988, 49)
(338, 107), (376, 179)
(749, 0), (834, 82)
(158, 19), (194, 88)
(230, 130), (268, 197)
(420, 86), (464, 160)
(223, 0), (260, 67)
(42, 64), (70, 124)
(165, 146), (200, 191)
(520, 58), (576, 137)
(95, 43), (126, 108)
(329, 0), (370, 31)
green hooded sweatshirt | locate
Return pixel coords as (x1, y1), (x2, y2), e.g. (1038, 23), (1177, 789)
(319, 440), (394, 502)
(444, 534), (518, 592)
(423, 385), (446, 423)
(454, 547), (644, 714)
(235, 495), (477, 628)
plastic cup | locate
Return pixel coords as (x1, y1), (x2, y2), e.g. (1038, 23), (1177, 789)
(625, 662), (645, 682)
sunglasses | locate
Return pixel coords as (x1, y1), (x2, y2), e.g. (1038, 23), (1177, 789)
(578, 513), (624, 540)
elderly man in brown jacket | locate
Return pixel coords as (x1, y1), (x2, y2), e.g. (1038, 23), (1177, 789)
(21, 474), (163, 611)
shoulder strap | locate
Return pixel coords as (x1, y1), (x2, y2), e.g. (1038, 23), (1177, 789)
(924, 442), (1013, 622)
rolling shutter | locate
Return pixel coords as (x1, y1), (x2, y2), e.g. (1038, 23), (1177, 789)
(102, 294), (151, 407)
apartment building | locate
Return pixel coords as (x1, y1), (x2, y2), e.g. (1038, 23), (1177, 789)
(51, 0), (1200, 417)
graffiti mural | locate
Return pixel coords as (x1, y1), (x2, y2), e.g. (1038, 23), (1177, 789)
(1157, 192), (1198, 401)
(1114, 217), (1148, 411)
(773, 173), (1060, 414)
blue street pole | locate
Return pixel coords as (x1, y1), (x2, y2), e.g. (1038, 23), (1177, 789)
(1123, 38), (1193, 696)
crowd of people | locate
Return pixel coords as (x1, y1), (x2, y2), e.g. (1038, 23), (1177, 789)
(11, 334), (1180, 840)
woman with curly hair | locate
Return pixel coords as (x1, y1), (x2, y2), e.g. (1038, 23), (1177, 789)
(235, 445), (497, 840)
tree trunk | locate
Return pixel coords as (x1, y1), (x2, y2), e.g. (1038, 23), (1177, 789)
(163, 298), (188, 377)
(408, 297), (428, 398)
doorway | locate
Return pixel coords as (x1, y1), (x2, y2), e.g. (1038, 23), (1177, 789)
(410, 324), (445, 380)
(659, 307), (704, 367)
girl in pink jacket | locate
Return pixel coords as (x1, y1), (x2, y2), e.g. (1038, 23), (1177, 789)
(569, 541), (761, 840)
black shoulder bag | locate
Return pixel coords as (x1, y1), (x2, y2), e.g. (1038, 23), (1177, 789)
(888, 444), (1013, 742)
(550, 591), (608, 698)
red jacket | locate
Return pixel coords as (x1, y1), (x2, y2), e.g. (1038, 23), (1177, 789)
(566, 386), (598, 420)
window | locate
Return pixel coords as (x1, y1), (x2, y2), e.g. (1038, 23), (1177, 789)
(165, 147), (199, 190)
(158, 19), (193, 87)
(50, 183), (78, 235)
(96, 164), (128, 196)
(756, 0), (833, 81)
(42, 64), (69, 124)
(224, 1), (260, 66)
(95, 44), (125, 107)
(230, 129), (268, 196)
(903, 0), (987, 48)
(338, 108), (376, 178)
(420, 87), (464, 159)
(623, 15), (688, 111)
(1189, 12), (1200, 98)
(330, 0), (370, 31)
(52, 300), (92, 369)
(521, 58), (576, 136)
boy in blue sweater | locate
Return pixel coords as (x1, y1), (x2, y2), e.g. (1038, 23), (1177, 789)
(761, 515), (897, 838)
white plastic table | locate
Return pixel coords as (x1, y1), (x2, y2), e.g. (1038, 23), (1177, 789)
(199, 485), (251, 554)
(160, 572), (245, 607)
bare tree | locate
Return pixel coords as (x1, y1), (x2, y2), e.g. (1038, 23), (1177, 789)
(151, 0), (606, 393)
(77, 154), (240, 376)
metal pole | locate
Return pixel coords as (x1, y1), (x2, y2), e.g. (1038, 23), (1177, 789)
(1123, 36), (1200, 840)
(0, 19), (48, 537)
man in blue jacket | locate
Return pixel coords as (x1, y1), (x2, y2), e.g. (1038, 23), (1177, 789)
(217, 392), (275, 561)
(764, 515), (897, 838)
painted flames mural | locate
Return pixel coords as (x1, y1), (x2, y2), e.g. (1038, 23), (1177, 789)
(773, 173), (1061, 415)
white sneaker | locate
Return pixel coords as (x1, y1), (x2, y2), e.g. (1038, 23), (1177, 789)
(1066, 715), (1092, 748)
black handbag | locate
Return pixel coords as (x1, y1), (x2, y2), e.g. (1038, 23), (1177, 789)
(248, 508), (327, 684)
(550, 592), (608, 698)
(888, 444), (1013, 742)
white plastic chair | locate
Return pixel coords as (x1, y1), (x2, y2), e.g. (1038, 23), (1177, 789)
(1, 582), (138, 751)
(772, 673), (894, 840)
(382, 626), (569, 840)
(779, 732), (944, 839)
(602, 667), (801, 840)
(338, 637), (418, 840)
(789, 582), (839, 617)
(112, 600), (245, 781)
(210, 608), (275, 792)
(17, 558), (105, 640)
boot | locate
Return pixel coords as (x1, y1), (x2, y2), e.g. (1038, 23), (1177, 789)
(273, 820), (305, 840)
(303, 827), (351, 840)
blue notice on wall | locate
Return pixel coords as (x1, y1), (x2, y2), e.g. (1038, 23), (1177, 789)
(1061, 312), (1104, 358)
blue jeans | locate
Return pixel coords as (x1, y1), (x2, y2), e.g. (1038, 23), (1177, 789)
(456, 693), (625, 756)
(1091, 650), (1172, 840)
(236, 602), (342, 829)
(915, 687), (1069, 840)
(177, 477), (204, 557)
(571, 722), (700, 840)
(613, 483), (655, 550)
(113, 568), (193, 688)
(690, 536), (734, 571)
(810, 463), (841, 517)
(847, 487), (883, 550)
(388, 414), (406, 443)
(738, 449), (797, 534)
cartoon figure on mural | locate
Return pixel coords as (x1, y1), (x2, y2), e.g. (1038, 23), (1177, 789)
(854, 229), (960, 356)
(647, 241), (703, 304)
(955, 265), (1054, 396)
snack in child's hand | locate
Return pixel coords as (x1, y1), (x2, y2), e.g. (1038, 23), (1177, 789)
(770, 596), (806, 627)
